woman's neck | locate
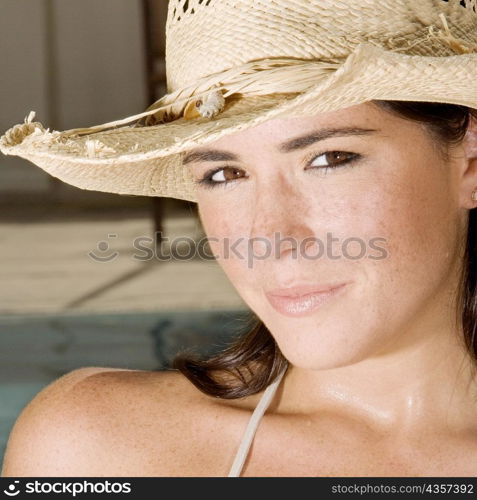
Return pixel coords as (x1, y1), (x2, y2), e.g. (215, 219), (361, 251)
(279, 323), (477, 438)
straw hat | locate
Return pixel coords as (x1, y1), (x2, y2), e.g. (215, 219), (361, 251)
(1, 0), (477, 203)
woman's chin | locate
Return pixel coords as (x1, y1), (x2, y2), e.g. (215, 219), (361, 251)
(280, 347), (368, 371)
(269, 324), (380, 371)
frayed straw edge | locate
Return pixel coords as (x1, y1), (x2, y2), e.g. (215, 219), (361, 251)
(427, 12), (477, 55)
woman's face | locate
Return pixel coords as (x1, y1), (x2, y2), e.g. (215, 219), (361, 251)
(186, 102), (470, 369)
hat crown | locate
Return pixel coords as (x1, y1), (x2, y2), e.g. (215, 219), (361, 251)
(165, 0), (477, 92)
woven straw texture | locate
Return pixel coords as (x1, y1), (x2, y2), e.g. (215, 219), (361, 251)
(1, 0), (477, 202)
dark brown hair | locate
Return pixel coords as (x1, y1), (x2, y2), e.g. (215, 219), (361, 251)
(173, 100), (477, 398)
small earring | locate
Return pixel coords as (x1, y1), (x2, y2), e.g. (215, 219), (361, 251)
(472, 188), (477, 202)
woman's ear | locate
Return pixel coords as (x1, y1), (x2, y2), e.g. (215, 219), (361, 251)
(458, 113), (477, 210)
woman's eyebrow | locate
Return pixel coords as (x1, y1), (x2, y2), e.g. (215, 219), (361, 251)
(182, 126), (379, 165)
(279, 126), (380, 152)
(182, 149), (237, 165)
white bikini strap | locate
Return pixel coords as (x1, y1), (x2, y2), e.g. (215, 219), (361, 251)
(227, 367), (287, 477)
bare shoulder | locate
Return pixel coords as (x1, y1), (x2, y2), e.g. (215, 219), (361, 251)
(2, 366), (253, 477)
(1, 366), (135, 476)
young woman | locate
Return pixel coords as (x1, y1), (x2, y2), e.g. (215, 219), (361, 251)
(1, 0), (477, 477)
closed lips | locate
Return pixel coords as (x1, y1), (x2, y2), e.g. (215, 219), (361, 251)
(266, 282), (348, 298)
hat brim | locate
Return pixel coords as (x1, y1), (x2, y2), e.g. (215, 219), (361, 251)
(1, 42), (477, 203)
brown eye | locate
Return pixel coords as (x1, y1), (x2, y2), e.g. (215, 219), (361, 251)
(210, 166), (244, 183)
(196, 166), (246, 189)
(309, 151), (357, 168)
(306, 151), (361, 174)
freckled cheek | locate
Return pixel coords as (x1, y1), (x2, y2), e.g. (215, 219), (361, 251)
(198, 203), (251, 269)
(358, 175), (457, 292)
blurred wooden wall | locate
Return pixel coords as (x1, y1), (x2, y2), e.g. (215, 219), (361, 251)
(0, 0), (169, 208)
(144, 0), (168, 101)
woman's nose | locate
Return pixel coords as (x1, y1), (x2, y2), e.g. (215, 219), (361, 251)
(248, 177), (316, 259)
